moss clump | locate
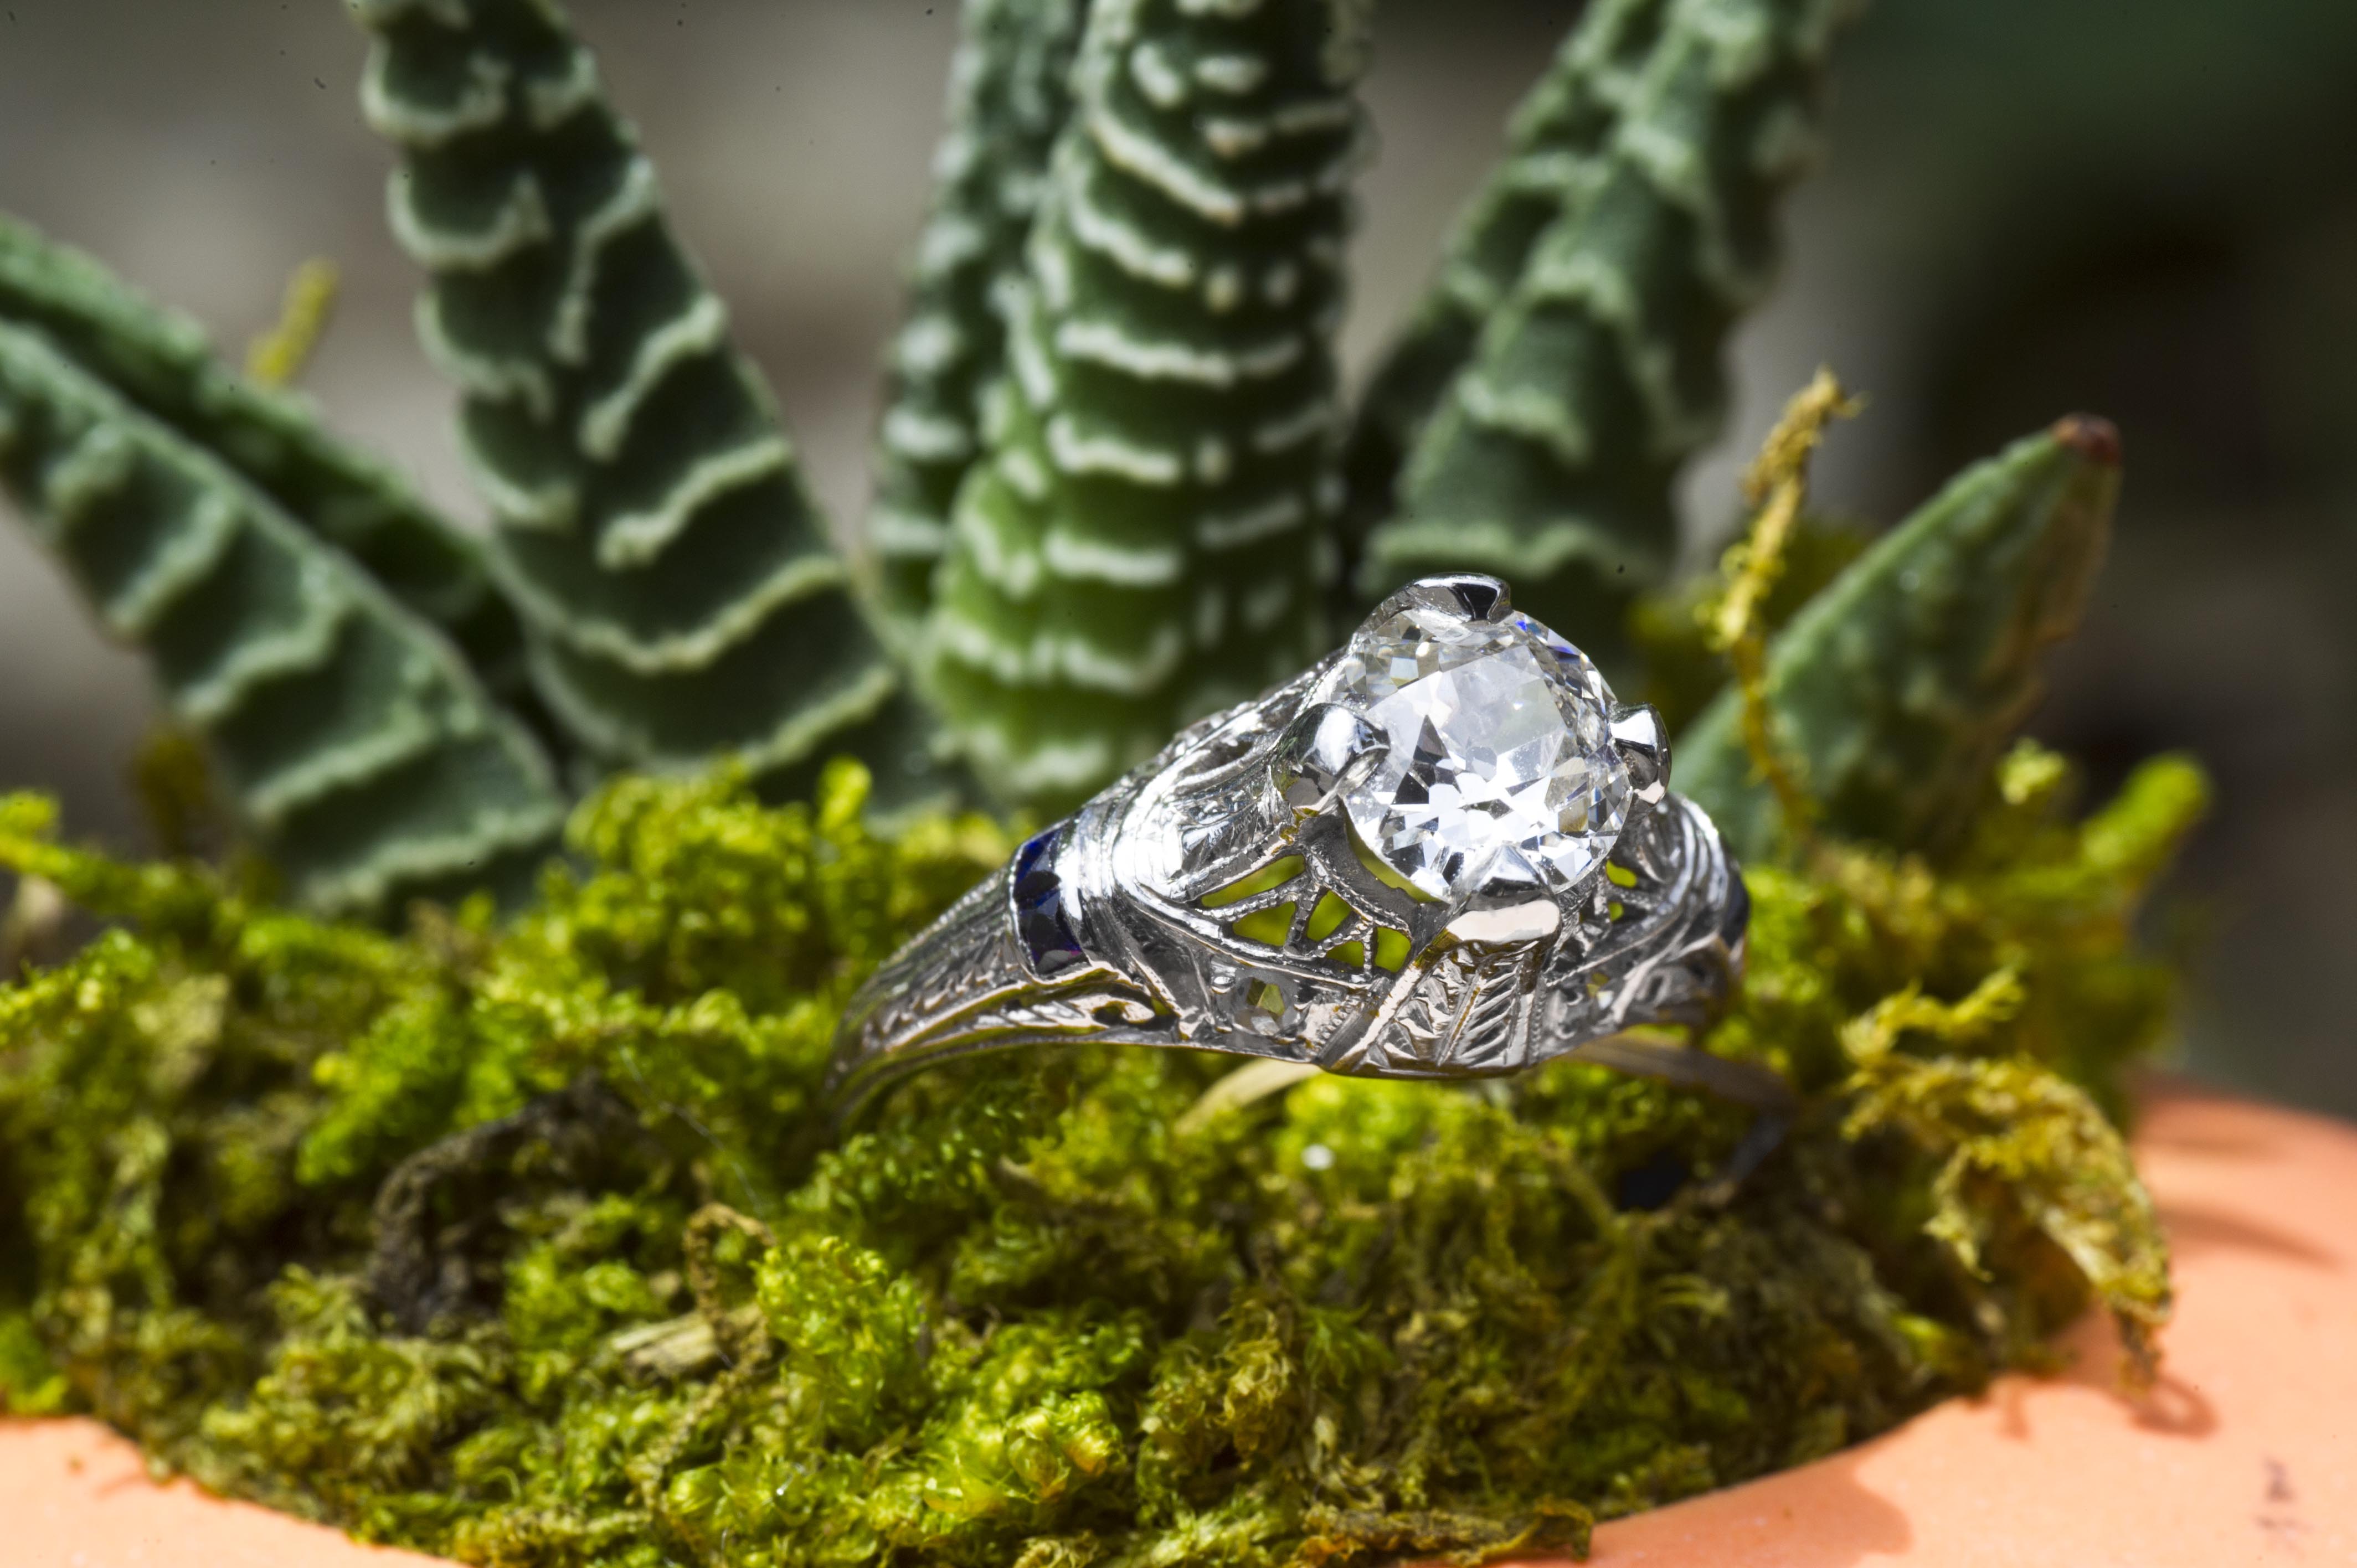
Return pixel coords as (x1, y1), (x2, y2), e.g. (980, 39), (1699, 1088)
(0, 743), (2199, 1567)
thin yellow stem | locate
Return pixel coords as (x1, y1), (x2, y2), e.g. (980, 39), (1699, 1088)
(244, 257), (341, 388)
(1704, 367), (1861, 848)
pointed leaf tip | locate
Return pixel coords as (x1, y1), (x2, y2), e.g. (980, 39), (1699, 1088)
(1675, 415), (2125, 863)
(2051, 413), (2121, 468)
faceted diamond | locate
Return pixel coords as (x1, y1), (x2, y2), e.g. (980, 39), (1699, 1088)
(1311, 598), (1631, 902)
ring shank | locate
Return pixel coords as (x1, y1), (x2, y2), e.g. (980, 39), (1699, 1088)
(825, 796), (1790, 1122)
(830, 576), (1784, 1121)
(825, 855), (1176, 1121)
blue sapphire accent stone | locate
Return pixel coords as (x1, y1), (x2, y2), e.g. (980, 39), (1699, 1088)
(1011, 825), (1087, 978)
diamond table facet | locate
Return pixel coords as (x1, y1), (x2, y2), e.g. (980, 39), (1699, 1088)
(1314, 600), (1632, 901)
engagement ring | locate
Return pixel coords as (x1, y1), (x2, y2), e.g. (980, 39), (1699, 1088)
(829, 576), (1785, 1118)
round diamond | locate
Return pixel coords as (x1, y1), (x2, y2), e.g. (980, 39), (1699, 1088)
(1312, 598), (1631, 901)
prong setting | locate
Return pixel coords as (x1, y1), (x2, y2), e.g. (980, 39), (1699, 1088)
(1446, 871), (1562, 945)
(1310, 577), (1634, 904)
(1367, 572), (1514, 628)
(1610, 703), (1670, 807)
(1269, 702), (1387, 813)
(1444, 899), (1562, 944)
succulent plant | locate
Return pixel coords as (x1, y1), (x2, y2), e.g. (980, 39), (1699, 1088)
(869, 0), (1092, 649)
(0, 0), (2111, 910)
(1349, 0), (1861, 679)
(923, 0), (1368, 808)
(348, 0), (956, 816)
(0, 321), (565, 914)
(0, 214), (531, 717)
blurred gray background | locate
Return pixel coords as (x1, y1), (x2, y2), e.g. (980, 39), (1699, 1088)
(2, 1), (2351, 1111)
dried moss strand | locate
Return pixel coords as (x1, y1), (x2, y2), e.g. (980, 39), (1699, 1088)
(868, 0), (1092, 646)
(1678, 415), (2122, 862)
(0, 211), (534, 723)
(924, 0), (1367, 810)
(1839, 971), (2170, 1383)
(348, 0), (955, 810)
(1361, 0), (1860, 670)
(0, 322), (565, 915)
(1701, 368), (1860, 847)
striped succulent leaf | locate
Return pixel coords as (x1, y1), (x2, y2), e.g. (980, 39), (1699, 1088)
(0, 321), (566, 915)
(1679, 416), (2122, 862)
(348, 0), (955, 810)
(1339, 0), (1670, 554)
(1361, 0), (1861, 675)
(0, 212), (533, 723)
(868, 0), (1092, 647)
(925, 0), (1371, 812)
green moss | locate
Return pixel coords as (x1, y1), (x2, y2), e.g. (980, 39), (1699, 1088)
(0, 735), (2196, 1566)
(0, 1310), (68, 1414)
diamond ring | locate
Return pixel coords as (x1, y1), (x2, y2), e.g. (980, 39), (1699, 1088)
(828, 575), (1787, 1119)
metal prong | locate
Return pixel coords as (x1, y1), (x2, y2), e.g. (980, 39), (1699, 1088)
(1444, 896), (1561, 944)
(1446, 850), (1560, 943)
(1610, 703), (1670, 806)
(1270, 702), (1386, 812)
(1367, 572), (1514, 629)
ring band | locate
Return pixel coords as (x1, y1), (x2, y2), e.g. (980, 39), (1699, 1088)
(828, 575), (1787, 1119)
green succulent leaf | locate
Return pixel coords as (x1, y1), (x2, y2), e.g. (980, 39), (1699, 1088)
(1360, 0), (1861, 675)
(1340, 0), (1672, 560)
(346, 0), (958, 812)
(1679, 416), (2123, 862)
(0, 321), (565, 915)
(925, 0), (1370, 811)
(868, 0), (1093, 648)
(0, 211), (534, 724)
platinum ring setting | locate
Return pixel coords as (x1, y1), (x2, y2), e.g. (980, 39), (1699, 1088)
(828, 575), (1786, 1118)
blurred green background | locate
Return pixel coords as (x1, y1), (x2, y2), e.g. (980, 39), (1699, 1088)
(1, 0), (2350, 1111)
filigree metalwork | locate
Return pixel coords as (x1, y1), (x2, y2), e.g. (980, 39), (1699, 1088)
(829, 575), (1783, 1118)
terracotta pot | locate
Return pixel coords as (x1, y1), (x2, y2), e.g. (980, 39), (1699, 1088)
(4, 1083), (2352, 1567)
